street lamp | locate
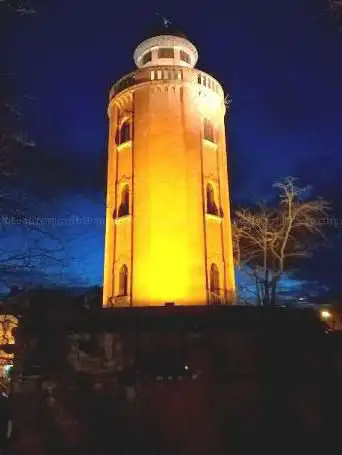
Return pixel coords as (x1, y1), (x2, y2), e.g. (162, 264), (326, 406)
(320, 310), (332, 320)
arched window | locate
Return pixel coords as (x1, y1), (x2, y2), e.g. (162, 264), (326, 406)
(210, 263), (220, 295)
(119, 120), (131, 144)
(206, 183), (218, 215)
(203, 118), (214, 142)
(118, 184), (129, 217)
(119, 265), (128, 296)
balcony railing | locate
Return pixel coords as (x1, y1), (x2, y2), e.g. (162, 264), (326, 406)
(208, 291), (223, 305)
(109, 72), (137, 100)
(208, 290), (233, 305)
(113, 295), (130, 307)
(109, 67), (224, 102)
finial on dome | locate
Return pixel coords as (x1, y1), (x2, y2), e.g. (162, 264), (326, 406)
(155, 12), (172, 28)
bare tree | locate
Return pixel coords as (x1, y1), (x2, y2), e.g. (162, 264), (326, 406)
(233, 177), (330, 306)
(0, 76), (70, 289)
(329, 0), (342, 11)
(0, 7), (78, 292)
(328, 0), (342, 26)
(0, 0), (36, 15)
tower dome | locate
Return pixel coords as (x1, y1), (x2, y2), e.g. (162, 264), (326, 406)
(133, 26), (198, 69)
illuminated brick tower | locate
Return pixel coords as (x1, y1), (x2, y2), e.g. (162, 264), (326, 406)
(103, 26), (235, 307)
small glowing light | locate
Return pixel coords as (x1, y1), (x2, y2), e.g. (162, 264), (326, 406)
(320, 310), (332, 320)
(184, 365), (188, 371)
(3, 365), (13, 374)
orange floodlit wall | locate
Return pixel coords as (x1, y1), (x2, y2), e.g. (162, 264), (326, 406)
(103, 41), (235, 307)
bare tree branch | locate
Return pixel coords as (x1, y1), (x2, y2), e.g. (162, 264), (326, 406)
(0, 0), (36, 15)
(233, 177), (331, 306)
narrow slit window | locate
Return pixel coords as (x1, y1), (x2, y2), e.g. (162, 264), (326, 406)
(206, 183), (218, 216)
(210, 264), (220, 295)
(118, 184), (129, 217)
(119, 120), (131, 144)
(203, 118), (214, 143)
(118, 265), (128, 296)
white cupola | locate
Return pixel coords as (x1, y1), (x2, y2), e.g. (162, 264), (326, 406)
(133, 27), (198, 69)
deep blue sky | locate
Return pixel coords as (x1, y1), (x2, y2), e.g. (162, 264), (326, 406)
(5, 0), (342, 290)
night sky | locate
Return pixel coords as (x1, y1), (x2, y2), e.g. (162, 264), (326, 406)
(4, 0), (342, 293)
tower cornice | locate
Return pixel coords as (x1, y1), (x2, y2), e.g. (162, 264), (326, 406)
(108, 67), (227, 118)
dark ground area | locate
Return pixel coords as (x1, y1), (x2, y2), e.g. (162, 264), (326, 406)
(2, 305), (342, 455)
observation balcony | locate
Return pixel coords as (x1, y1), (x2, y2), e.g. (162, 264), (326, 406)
(109, 67), (224, 102)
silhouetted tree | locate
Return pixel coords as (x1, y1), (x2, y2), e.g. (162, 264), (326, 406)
(0, 5), (76, 291)
(0, 0), (36, 15)
(233, 177), (330, 305)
